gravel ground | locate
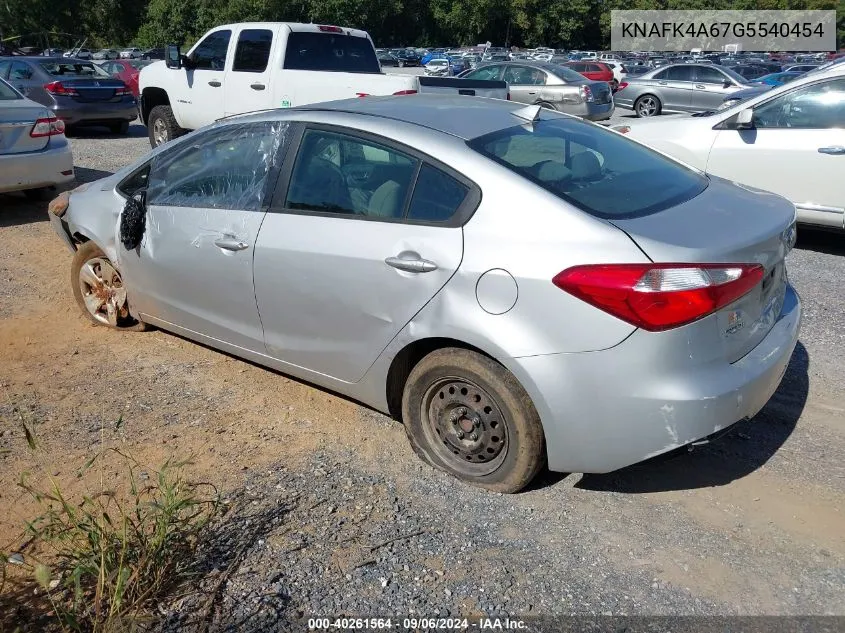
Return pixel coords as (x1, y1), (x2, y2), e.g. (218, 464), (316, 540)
(1, 103), (843, 632)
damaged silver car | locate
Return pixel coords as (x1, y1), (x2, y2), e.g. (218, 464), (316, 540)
(49, 95), (801, 493)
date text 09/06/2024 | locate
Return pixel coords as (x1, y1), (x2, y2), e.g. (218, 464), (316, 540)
(308, 618), (527, 630)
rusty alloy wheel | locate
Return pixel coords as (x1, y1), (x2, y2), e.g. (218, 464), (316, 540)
(78, 256), (129, 326)
(421, 376), (509, 477)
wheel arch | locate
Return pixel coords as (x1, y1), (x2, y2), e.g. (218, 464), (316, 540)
(140, 87), (170, 126)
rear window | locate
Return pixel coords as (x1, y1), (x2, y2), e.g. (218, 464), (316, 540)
(0, 78), (21, 100)
(40, 62), (109, 77)
(284, 32), (380, 73)
(549, 65), (591, 83)
(468, 117), (708, 219)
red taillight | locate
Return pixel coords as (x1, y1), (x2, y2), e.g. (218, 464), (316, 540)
(43, 81), (78, 96)
(318, 25), (344, 33)
(30, 116), (66, 138)
(616, 82), (628, 92)
(552, 263), (765, 331)
(392, 89), (417, 96)
(356, 92), (370, 98)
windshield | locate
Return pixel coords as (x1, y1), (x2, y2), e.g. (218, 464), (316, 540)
(40, 62), (110, 77)
(284, 32), (380, 73)
(0, 78), (22, 100)
(468, 116), (708, 219)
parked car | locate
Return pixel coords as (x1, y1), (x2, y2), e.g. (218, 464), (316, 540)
(0, 57), (136, 133)
(142, 48), (165, 60)
(64, 48), (92, 60)
(564, 61), (614, 85)
(615, 64), (845, 232)
(784, 63), (820, 73)
(602, 61), (627, 91)
(47, 94), (800, 492)
(0, 77), (74, 198)
(92, 49), (120, 60)
(424, 59), (450, 76)
(728, 64), (771, 80)
(377, 53), (399, 68)
(615, 63), (751, 117)
(394, 50), (421, 67)
(751, 71), (804, 87)
(139, 23), (508, 147)
(462, 61), (613, 121)
(120, 48), (143, 59)
(98, 59), (153, 97)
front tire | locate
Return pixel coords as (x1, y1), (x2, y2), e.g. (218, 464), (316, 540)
(634, 94), (661, 117)
(71, 241), (147, 331)
(401, 348), (545, 493)
(147, 105), (185, 148)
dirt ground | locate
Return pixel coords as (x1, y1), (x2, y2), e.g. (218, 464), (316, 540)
(1, 129), (844, 625)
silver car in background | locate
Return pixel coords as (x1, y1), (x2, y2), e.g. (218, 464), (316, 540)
(461, 61), (614, 120)
(0, 78), (74, 198)
(616, 63), (751, 117)
(48, 95), (799, 493)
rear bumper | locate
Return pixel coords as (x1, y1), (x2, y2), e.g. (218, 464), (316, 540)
(509, 284), (802, 474)
(559, 100), (615, 121)
(50, 100), (137, 125)
(0, 141), (74, 193)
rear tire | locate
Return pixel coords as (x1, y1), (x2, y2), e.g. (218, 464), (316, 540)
(147, 105), (185, 148)
(634, 94), (661, 117)
(401, 348), (545, 493)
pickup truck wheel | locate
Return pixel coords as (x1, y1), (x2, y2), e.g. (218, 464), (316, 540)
(402, 348), (546, 493)
(148, 105), (185, 148)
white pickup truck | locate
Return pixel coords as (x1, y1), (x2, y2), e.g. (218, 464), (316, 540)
(138, 22), (509, 147)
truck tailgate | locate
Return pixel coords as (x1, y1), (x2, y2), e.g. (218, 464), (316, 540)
(417, 76), (509, 100)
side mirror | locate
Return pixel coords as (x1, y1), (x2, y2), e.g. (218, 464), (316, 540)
(723, 79), (732, 88)
(735, 108), (754, 129)
(165, 44), (182, 69)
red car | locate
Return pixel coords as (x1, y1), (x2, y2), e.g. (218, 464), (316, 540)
(97, 59), (153, 98)
(564, 61), (614, 84)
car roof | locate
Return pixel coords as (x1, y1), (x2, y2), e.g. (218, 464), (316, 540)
(293, 94), (532, 141)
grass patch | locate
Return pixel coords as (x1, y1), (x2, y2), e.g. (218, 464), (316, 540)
(1, 403), (221, 632)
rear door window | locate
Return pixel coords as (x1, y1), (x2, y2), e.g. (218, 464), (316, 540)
(283, 32), (380, 73)
(9, 62), (34, 81)
(407, 165), (469, 222)
(233, 29), (273, 73)
(468, 117), (707, 219)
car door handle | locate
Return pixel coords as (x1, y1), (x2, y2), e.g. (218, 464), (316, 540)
(208, 80), (222, 87)
(250, 83), (266, 91)
(694, 84), (706, 89)
(385, 256), (438, 273)
(818, 146), (845, 155)
(214, 236), (249, 251)
(658, 81), (668, 85)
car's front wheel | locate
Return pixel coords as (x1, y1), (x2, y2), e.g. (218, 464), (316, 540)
(634, 94), (661, 117)
(71, 241), (147, 330)
(147, 105), (185, 148)
(402, 348), (545, 493)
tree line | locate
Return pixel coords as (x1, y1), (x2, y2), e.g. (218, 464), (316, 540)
(2, 0), (842, 51)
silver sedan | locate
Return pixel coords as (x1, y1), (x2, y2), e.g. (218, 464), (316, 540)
(48, 95), (800, 492)
(0, 78), (74, 197)
(615, 63), (751, 117)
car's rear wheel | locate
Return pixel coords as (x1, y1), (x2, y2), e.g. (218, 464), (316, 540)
(71, 241), (147, 331)
(147, 105), (185, 148)
(634, 94), (661, 117)
(402, 348), (545, 493)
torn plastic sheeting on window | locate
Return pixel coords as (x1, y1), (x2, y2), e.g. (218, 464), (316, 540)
(146, 121), (290, 212)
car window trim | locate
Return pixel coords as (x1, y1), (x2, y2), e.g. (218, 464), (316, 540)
(269, 122), (481, 228)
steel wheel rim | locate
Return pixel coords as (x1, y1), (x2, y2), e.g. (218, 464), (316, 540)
(421, 377), (509, 477)
(153, 118), (168, 145)
(638, 97), (657, 116)
(78, 257), (128, 326)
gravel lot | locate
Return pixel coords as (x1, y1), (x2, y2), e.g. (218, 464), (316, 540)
(0, 96), (843, 631)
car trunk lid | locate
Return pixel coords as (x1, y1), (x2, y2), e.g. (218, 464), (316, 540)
(588, 80), (612, 104)
(611, 176), (796, 362)
(0, 101), (50, 154)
